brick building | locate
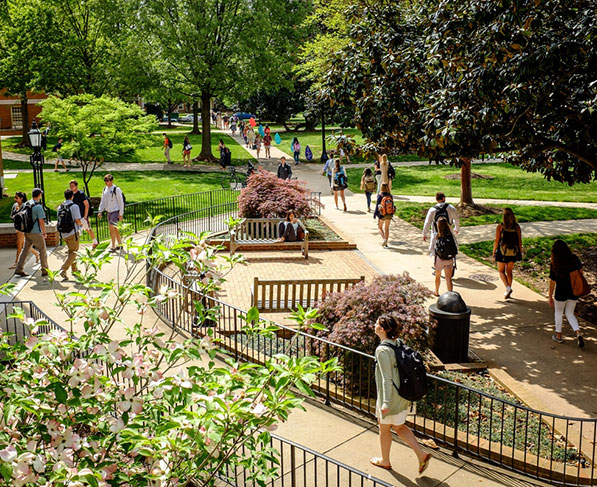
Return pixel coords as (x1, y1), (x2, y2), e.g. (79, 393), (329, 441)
(0, 90), (48, 136)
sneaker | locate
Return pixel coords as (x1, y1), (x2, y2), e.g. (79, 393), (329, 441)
(504, 287), (512, 299)
(578, 335), (585, 349)
(552, 334), (564, 344)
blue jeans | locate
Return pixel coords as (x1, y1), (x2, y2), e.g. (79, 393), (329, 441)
(365, 191), (372, 209)
(293, 151), (300, 164)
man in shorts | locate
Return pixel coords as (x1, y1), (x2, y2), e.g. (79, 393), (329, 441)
(97, 174), (125, 252)
(69, 180), (98, 248)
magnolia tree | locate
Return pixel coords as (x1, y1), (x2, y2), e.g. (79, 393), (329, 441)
(0, 223), (336, 486)
(40, 95), (158, 197)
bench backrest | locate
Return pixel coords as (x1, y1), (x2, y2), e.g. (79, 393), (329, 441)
(253, 276), (365, 312)
(236, 219), (283, 240)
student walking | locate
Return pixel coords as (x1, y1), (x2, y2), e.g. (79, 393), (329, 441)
(374, 157), (383, 194)
(52, 138), (68, 172)
(218, 139), (231, 169)
(374, 183), (394, 247)
(57, 189), (82, 280)
(13, 188), (49, 277)
(360, 167), (377, 212)
(163, 133), (172, 164)
(379, 154), (392, 191)
(70, 180), (98, 248)
(492, 208), (522, 299)
(331, 159), (348, 212)
(98, 174), (125, 252)
(422, 192), (460, 259)
(277, 157), (293, 180)
(322, 150), (335, 194)
(549, 240), (586, 348)
(9, 192), (39, 269)
(254, 134), (262, 159)
(182, 136), (192, 168)
(263, 132), (272, 158)
(292, 137), (301, 165)
(434, 217), (458, 296)
(370, 315), (431, 474)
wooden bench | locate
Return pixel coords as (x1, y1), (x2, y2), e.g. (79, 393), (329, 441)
(251, 276), (365, 312)
(230, 218), (309, 259)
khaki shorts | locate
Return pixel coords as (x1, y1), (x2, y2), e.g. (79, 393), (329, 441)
(435, 256), (454, 272)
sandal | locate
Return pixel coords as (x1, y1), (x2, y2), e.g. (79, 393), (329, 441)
(418, 453), (431, 474)
(370, 457), (392, 471)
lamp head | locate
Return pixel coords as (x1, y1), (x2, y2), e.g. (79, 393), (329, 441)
(28, 126), (42, 149)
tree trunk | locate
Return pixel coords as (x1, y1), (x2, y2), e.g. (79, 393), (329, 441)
(190, 101), (200, 135)
(167, 98), (172, 127)
(460, 157), (474, 206)
(194, 92), (216, 162)
(20, 95), (30, 147)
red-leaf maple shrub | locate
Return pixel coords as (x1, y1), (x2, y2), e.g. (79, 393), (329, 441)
(238, 169), (314, 218)
(309, 273), (435, 396)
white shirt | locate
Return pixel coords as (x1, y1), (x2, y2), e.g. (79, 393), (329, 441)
(98, 185), (125, 216)
(422, 203), (460, 256)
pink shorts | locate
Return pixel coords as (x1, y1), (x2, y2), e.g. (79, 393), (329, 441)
(435, 256), (454, 272)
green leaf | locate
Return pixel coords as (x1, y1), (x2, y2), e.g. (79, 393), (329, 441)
(0, 463), (12, 481)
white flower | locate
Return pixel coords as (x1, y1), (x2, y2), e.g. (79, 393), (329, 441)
(109, 418), (124, 434)
(0, 445), (17, 462)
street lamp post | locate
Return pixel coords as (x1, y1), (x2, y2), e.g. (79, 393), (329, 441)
(320, 105), (328, 163)
(28, 122), (48, 220)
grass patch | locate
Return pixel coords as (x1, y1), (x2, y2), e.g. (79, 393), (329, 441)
(0, 170), (224, 223)
(346, 163), (597, 203)
(392, 202), (597, 229)
(2, 133), (255, 166)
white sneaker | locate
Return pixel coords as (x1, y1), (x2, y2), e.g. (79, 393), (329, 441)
(504, 287), (512, 299)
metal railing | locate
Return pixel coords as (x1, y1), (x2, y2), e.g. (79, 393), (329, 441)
(0, 301), (66, 345)
(147, 205), (597, 486)
(218, 433), (393, 487)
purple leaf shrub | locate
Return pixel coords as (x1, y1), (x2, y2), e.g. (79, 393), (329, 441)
(309, 273), (435, 396)
(238, 169), (314, 218)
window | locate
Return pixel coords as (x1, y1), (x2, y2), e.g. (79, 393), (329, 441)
(11, 106), (22, 129)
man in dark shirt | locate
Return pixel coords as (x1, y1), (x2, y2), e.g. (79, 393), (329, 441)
(277, 157), (292, 180)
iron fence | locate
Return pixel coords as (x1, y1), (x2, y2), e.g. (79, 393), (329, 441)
(0, 301), (65, 346)
(147, 210), (597, 486)
(218, 433), (393, 487)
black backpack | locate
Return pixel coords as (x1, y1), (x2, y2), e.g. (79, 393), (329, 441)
(13, 202), (36, 233)
(57, 202), (76, 236)
(168, 138), (173, 148)
(387, 163), (395, 179)
(435, 234), (458, 260)
(112, 186), (127, 206)
(433, 203), (450, 232)
(380, 340), (428, 402)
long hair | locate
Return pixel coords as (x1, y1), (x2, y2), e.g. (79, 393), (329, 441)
(364, 167), (372, 177)
(380, 154), (388, 165)
(380, 183), (390, 194)
(15, 192), (26, 205)
(502, 207), (517, 231)
(184, 136), (190, 144)
(334, 158), (341, 172)
(437, 217), (452, 238)
(293, 137), (299, 144)
(377, 314), (399, 339)
(551, 239), (575, 277)
(286, 210), (295, 222)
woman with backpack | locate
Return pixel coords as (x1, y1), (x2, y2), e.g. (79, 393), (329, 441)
(360, 167), (377, 212)
(182, 136), (192, 168)
(492, 208), (522, 299)
(9, 192), (40, 269)
(331, 159), (348, 212)
(370, 314), (431, 474)
(434, 217), (458, 296)
(292, 137), (301, 165)
(549, 240), (586, 348)
(374, 183), (394, 247)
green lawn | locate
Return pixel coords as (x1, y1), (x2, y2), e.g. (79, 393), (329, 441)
(346, 163), (597, 203)
(391, 202), (597, 229)
(2, 133), (254, 166)
(267, 128), (420, 164)
(0, 170), (223, 223)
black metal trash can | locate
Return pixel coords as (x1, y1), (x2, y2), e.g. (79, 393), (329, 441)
(429, 291), (472, 363)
